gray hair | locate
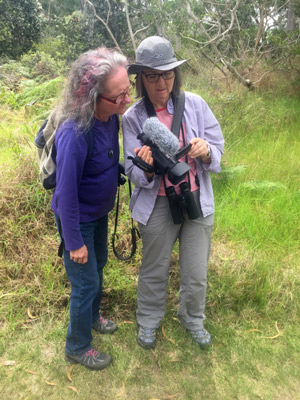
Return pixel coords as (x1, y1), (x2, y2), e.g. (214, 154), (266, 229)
(134, 68), (182, 99)
(55, 47), (128, 131)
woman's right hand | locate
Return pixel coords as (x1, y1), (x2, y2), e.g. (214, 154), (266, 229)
(135, 146), (154, 180)
(70, 245), (88, 264)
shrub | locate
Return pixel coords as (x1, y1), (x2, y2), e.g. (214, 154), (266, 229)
(21, 51), (64, 81)
(0, 0), (42, 59)
(13, 77), (64, 113)
(40, 11), (104, 64)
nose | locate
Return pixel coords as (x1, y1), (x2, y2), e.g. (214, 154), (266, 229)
(156, 75), (165, 85)
(123, 92), (131, 104)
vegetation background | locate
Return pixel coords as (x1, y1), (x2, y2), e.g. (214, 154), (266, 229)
(1, 1), (300, 399)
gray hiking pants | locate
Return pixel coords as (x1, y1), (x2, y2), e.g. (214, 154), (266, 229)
(137, 193), (214, 331)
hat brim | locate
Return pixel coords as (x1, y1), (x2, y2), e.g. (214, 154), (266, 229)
(127, 59), (189, 75)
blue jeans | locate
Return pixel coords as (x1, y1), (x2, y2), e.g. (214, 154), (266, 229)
(55, 214), (108, 355)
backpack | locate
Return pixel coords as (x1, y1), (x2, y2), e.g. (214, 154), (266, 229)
(34, 111), (94, 190)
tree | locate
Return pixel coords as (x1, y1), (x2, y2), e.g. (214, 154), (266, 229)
(85, 0), (123, 52)
(0, 0), (42, 59)
(40, 0), (81, 17)
(180, 0), (300, 89)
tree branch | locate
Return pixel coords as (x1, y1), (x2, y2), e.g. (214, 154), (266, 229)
(185, 0), (253, 88)
(86, 0), (123, 53)
(124, 0), (136, 52)
(133, 25), (150, 38)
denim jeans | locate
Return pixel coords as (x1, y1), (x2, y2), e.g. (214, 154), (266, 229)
(55, 214), (108, 355)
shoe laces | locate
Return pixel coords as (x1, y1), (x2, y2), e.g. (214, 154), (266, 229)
(85, 348), (98, 358)
(141, 326), (155, 336)
(192, 329), (206, 337)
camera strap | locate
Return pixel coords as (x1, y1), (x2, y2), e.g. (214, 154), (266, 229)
(112, 175), (141, 261)
(143, 91), (185, 138)
(171, 91), (185, 138)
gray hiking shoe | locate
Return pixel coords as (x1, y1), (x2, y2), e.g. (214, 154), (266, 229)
(92, 316), (118, 334)
(137, 325), (157, 349)
(65, 348), (112, 370)
(189, 328), (212, 349)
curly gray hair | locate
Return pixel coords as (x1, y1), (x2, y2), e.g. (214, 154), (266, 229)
(55, 47), (128, 131)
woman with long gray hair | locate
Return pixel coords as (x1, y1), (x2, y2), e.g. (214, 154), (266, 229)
(51, 47), (131, 370)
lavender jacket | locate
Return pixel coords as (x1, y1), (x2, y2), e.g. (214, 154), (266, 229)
(122, 91), (224, 225)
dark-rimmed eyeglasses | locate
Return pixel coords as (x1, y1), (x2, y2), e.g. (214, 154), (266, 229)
(142, 70), (175, 83)
(101, 81), (134, 104)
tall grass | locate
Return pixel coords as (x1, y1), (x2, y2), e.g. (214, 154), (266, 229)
(1, 76), (299, 322)
(205, 87), (300, 323)
(213, 90), (300, 251)
(1, 74), (300, 399)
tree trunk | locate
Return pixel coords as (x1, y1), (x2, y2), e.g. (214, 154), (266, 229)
(287, 0), (296, 32)
(124, 0), (136, 52)
(85, 0), (123, 54)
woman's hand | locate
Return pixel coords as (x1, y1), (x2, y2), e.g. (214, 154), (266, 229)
(188, 138), (211, 163)
(70, 245), (88, 264)
(135, 146), (155, 180)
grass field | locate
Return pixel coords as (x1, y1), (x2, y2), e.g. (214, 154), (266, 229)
(1, 76), (300, 399)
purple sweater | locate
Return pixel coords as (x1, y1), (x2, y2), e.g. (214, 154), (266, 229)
(51, 116), (119, 251)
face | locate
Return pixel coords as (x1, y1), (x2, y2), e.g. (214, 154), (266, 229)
(95, 66), (131, 122)
(141, 69), (175, 109)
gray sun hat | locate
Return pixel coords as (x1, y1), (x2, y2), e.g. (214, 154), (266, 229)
(127, 36), (188, 75)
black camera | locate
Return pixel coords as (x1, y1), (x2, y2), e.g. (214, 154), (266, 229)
(128, 132), (192, 185)
(166, 182), (201, 224)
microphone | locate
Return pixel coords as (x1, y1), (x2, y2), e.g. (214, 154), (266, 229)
(129, 116), (192, 184)
(143, 117), (179, 156)
(142, 117), (192, 160)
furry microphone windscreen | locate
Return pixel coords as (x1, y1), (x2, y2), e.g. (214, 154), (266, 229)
(143, 117), (179, 156)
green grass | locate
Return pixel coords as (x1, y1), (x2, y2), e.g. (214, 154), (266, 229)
(1, 75), (300, 399)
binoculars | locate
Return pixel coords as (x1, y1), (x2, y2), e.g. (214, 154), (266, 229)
(166, 182), (201, 224)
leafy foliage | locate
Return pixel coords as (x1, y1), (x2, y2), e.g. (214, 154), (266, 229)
(39, 11), (105, 63)
(0, 0), (42, 59)
(21, 51), (65, 81)
(40, 0), (80, 17)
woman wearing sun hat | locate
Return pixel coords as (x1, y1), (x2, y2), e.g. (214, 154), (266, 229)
(122, 36), (224, 349)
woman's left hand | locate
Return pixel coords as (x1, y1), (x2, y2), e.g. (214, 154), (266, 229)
(188, 138), (211, 161)
(70, 245), (88, 264)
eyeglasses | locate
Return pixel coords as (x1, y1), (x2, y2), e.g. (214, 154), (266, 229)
(101, 82), (134, 104)
(142, 70), (175, 83)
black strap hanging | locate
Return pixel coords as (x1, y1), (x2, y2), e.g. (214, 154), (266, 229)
(143, 91), (185, 138)
(57, 216), (64, 258)
(171, 91), (185, 138)
(111, 167), (140, 261)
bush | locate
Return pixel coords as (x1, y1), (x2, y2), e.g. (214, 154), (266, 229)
(12, 77), (64, 113)
(40, 11), (104, 64)
(21, 51), (64, 81)
(0, 0), (42, 59)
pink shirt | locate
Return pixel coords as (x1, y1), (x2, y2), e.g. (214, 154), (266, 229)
(156, 106), (199, 196)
